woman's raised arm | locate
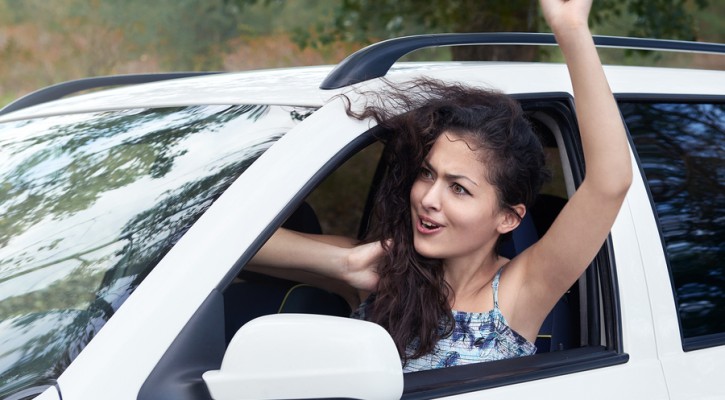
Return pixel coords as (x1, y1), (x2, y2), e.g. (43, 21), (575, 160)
(512, 0), (633, 334)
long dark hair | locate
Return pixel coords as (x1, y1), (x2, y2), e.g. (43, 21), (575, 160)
(346, 78), (549, 362)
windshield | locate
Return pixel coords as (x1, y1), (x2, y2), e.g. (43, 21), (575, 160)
(0, 104), (315, 397)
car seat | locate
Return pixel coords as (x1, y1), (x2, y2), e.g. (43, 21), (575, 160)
(499, 194), (575, 353)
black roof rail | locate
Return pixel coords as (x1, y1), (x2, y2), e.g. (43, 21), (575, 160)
(0, 72), (222, 117)
(320, 32), (725, 90)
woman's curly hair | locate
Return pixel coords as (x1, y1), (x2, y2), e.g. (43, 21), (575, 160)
(345, 78), (549, 363)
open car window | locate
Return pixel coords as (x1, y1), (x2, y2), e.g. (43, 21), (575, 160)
(220, 96), (626, 398)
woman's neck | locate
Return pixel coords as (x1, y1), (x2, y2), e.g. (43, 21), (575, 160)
(443, 250), (504, 310)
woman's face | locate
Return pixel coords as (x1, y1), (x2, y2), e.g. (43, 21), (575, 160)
(410, 132), (514, 266)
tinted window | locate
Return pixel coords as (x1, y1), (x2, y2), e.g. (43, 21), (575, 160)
(0, 104), (315, 397)
(621, 101), (724, 339)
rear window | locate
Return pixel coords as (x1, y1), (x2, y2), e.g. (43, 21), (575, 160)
(0, 104), (315, 397)
(621, 101), (724, 343)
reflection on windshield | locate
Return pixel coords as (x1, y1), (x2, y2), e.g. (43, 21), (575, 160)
(621, 102), (724, 339)
(0, 104), (315, 397)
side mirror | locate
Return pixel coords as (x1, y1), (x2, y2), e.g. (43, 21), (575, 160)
(203, 314), (404, 400)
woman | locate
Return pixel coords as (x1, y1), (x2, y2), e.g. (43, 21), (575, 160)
(247, 0), (632, 372)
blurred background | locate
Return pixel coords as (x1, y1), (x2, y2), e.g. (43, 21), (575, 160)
(1, 0), (723, 108)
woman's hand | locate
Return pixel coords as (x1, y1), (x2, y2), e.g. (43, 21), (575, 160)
(342, 240), (385, 292)
(540, 0), (592, 35)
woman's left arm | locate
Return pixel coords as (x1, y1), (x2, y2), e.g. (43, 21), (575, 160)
(515, 0), (633, 329)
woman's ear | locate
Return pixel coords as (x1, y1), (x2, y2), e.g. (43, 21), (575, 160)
(496, 204), (526, 235)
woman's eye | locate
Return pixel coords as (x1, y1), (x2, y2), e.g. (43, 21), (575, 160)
(450, 183), (469, 195)
(420, 168), (433, 179)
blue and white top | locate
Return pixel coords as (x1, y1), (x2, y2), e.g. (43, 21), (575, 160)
(352, 268), (537, 373)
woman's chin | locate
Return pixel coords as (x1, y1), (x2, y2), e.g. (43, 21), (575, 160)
(413, 239), (443, 259)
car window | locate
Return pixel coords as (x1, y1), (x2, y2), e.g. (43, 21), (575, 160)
(306, 141), (384, 238)
(0, 104), (315, 397)
(620, 101), (725, 343)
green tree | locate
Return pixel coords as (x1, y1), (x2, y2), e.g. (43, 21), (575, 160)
(113, 0), (246, 70)
(0, 0), (248, 72)
(288, 0), (709, 61)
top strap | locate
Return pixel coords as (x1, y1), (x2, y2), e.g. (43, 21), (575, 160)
(491, 266), (505, 309)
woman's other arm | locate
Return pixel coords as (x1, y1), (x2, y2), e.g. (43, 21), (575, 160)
(245, 228), (382, 305)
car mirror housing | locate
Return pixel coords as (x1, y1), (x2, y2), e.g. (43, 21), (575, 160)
(202, 314), (404, 400)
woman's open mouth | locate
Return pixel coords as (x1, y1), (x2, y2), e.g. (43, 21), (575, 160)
(417, 217), (443, 234)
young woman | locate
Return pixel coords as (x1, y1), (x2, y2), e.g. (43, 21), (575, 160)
(247, 0), (632, 372)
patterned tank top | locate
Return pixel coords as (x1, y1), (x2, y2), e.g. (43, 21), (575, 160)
(351, 267), (537, 372)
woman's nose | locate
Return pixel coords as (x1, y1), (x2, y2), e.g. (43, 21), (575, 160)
(420, 183), (442, 211)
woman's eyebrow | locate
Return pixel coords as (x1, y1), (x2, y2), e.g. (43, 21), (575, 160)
(446, 172), (479, 187)
(423, 160), (479, 187)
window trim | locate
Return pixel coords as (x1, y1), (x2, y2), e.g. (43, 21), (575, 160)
(519, 94), (622, 351)
(402, 347), (628, 400)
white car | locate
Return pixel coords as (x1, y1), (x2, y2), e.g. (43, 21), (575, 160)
(0, 33), (723, 400)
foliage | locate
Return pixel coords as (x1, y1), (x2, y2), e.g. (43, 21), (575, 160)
(1, 0), (247, 71)
(286, 0), (710, 61)
(593, 0), (708, 40)
(0, 0), (720, 107)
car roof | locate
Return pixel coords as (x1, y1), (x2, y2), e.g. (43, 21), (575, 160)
(0, 61), (722, 123)
(0, 66), (337, 122)
(2, 32), (724, 123)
